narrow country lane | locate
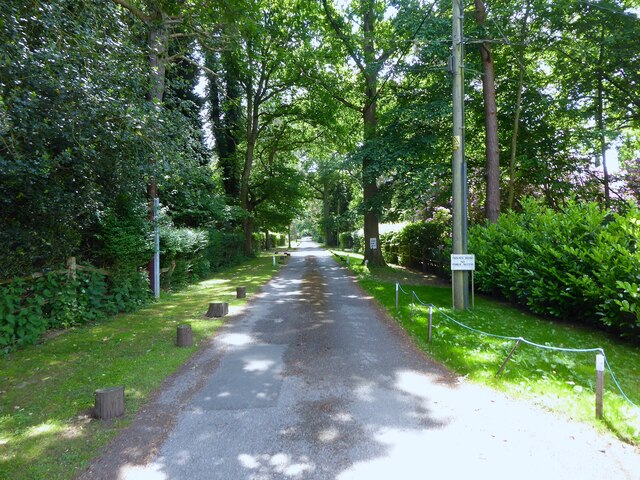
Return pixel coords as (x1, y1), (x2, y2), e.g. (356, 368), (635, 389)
(79, 240), (640, 480)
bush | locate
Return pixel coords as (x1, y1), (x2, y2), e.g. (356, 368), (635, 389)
(0, 268), (150, 353)
(381, 210), (451, 274)
(339, 232), (354, 250)
(469, 199), (640, 339)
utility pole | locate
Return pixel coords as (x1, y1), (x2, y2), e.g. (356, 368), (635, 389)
(452, 0), (469, 309)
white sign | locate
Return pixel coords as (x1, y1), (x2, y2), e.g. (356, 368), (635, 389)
(451, 254), (475, 271)
(369, 238), (378, 250)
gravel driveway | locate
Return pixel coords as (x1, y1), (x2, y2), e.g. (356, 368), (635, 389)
(78, 240), (640, 480)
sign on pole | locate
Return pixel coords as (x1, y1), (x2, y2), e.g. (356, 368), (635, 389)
(369, 238), (377, 250)
(450, 254), (475, 271)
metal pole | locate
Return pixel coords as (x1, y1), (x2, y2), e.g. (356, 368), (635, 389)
(428, 305), (433, 343)
(153, 197), (160, 299)
(452, 0), (469, 310)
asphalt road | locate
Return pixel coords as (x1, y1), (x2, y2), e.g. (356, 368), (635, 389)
(80, 240), (640, 480)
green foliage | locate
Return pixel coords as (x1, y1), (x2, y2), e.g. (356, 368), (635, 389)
(0, 270), (150, 352)
(0, 255), (277, 480)
(380, 210), (451, 274)
(338, 232), (353, 250)
(469, 199), (640, 339)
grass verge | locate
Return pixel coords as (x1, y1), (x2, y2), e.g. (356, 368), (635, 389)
(0, 255), (279, 480)
(330, 249), (640, 445)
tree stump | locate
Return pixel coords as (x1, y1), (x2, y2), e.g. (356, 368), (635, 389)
(236, 287), (246, 299)
(176, 324), (193, 347)
(94, 386), (125, 420)
(206, 302), (228, 318)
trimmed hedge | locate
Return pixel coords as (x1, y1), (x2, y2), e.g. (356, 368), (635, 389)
(0, 269), (150, 352)
(469, 199), (640, 339)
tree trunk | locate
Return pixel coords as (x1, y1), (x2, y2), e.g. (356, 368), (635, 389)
(362, 0), (384, 266)
(241, 88), (259, 256)
(596, 25), (610, 207)
(508, 0), (530, 209)
(475, 0), (500, 223)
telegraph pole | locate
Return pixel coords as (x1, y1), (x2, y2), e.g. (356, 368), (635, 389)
(452, 0), (469, 309)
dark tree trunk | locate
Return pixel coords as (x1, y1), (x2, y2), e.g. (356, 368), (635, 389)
(362, 1), (384, 266)
(475, 0), (500, 223)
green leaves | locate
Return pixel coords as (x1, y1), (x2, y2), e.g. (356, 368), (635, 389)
(469, 198), (640, 339)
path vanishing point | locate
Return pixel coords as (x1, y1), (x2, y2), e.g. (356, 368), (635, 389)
(79, 240), (640, 480)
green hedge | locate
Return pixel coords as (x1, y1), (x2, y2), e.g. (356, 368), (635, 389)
(380, 213), (451, 275)
(0, 269), (150, 353)
(469, 199), (640, 339)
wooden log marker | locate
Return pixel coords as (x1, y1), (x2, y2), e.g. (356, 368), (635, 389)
(94, 386), (125, 420)
(176, 324), (193, 347)
(206, 302), (228, 318)
(236, 286), (246, 299)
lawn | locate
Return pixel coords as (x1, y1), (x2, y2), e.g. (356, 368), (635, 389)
(0, 255), (279, 480)
(330, 249), (640, 445)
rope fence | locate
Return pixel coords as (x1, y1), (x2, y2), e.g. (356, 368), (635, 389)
(395, 282), (638, 415)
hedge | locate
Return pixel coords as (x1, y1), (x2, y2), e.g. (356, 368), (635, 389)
(469, 199), (640, 339)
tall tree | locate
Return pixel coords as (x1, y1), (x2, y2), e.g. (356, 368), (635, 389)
(474, 0), (500, 222)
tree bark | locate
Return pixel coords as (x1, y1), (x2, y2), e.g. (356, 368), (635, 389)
(596, 25), (610, 207)
(475, 0), (500, 223)
(508, 0), (530, 209)
(362, 0), (384, 266)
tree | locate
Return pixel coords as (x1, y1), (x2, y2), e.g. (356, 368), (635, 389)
(474, 0), (500, 222)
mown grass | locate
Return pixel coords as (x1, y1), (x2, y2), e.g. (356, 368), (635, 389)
(331, 250), (640, 444)
(0, 255), (279, 480)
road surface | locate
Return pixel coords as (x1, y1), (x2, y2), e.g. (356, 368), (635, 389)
(79, 240), (640, 480)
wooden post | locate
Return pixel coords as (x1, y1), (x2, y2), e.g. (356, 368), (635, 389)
(67, 257), (77, 280)
(236, 286), (246, 299)
(596, 353), (605, 419)
(176, 324), (193, 347)
(206, 302), (228, 318)
(395, 283), (399, 311)
(94, 386), (125, 420)
(496, 339), (522, 378)
(428, 305), (433, 343)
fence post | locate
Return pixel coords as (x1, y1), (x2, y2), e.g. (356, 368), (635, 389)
(395, 283), (399, 311)
(496, 338), (522, 378)
(428, 305), (433, 343)
(596, 353), (605, 419)
(66, 257), (77, 280)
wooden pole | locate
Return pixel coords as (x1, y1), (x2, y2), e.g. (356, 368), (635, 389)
(596, 353), (605, 419)
(67, 257), (77, 280)
(395, 283), (399, 311)
(176, 324), (193, 347)
(496, 339), (522, 378)
(206, 302), (228, 318)
(94, 386), (125, 420)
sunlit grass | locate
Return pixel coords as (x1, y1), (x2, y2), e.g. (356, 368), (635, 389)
(0, 255), (279, 480)
(331, 250), (640, 445)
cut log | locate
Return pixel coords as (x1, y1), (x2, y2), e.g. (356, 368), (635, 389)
(206, 302), (228, 318)
(236, 287), (246, 299)
(176, 324), (193, 347)
(94, 386), (125, 420)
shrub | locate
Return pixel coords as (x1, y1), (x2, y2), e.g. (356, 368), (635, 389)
(469, 199), (640, 339)
(339, 232), (353, 250)
(0, 268), (150, 352)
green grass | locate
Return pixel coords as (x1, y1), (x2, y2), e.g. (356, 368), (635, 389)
(0, 255), (279, 480)
(331, 250), (640, 444)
